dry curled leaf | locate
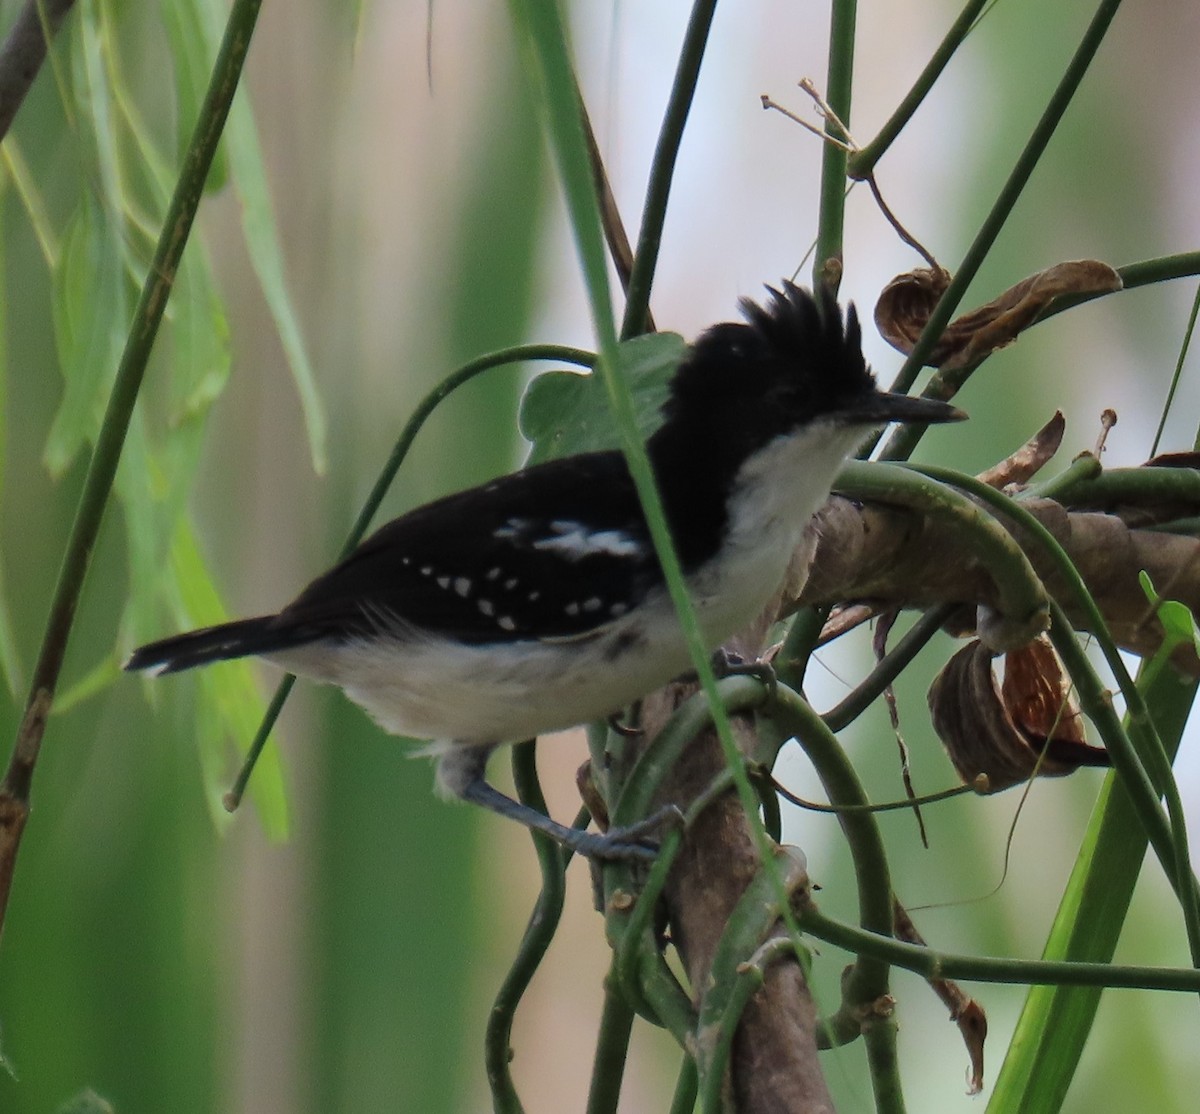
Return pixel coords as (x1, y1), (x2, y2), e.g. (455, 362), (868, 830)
(976, 411), (1066, 490)
(874, 266), (952, 362)
(1001, 635), (1086, 745)
(928, 636), (1109, 792)
(893, 899), (988, 1092)
(876, 260), (1123, 370)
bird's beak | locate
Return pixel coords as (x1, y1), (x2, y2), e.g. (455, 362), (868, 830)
(842, 392), (967, 426)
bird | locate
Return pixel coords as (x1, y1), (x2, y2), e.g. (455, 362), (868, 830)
(125, 282), (965, 859)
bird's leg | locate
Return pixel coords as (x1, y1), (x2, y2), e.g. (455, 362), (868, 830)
(435, 744), (679, 862)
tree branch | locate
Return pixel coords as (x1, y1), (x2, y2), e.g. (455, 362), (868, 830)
(0, 0), (77, 140)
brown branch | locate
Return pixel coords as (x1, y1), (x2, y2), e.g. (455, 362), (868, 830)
(0, 0), (78, 140)
(792, 495), (1200, 674)
(636, 609), (836, 1113)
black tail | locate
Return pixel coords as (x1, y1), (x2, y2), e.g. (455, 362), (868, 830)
(124, 616), (298, 675)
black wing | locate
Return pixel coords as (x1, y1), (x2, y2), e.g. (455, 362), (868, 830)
(278, 450), (665, 644)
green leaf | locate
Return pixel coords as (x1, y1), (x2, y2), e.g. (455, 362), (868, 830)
(1138, 569), (1200, 655)
(196, 0), (326, 474)
(51, 655), (122, 716)
(160, 0), (229, 192)
(45, 194), (128, 476)
(167, 519), (289, 841)
(169, 241), (232, 421)
(520, 332), (684, 464)
(0, 185), (19, 699)
(1, 138), (60, 267)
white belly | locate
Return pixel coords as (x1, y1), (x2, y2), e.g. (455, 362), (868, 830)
(268, 422), (858, 749)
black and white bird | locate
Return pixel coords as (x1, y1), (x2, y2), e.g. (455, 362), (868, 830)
(126, 283), (964, 858)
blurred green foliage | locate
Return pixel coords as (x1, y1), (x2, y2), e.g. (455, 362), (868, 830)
(0, 2), (544, 1112)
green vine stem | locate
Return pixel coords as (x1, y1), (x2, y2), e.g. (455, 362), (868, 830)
(772, 603), (829, 694)
(813, 0), (857, 283)
(585, 977), (638, 1114)
(822, 604), (955, 731)
(667, 1056), (699, 1114)
(848, 0), (988, 178)
(799, 901), (1200, 994)
(0, 0), (265, 944)
(836, 460), (1050, 643)
(483, 742), (567, 1114)
(619, 0), (718, 339)
(1028, 462), (1200, 510)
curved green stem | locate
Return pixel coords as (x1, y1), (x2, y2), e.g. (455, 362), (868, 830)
(768, 687), (894, 992)
(822, 603), (955, 731)
(484, 743), (568, 1114)
(1030, 462), (1200, 509)
(773, 604), (830, 696)
(837, 461), (1049, 640)
(620, 0), (718, 339)
(800, 902), (1200, 993)
(848, 0), (988, 177)
(585, 977), (637, 1114)
(667, 1056), (699, 1114)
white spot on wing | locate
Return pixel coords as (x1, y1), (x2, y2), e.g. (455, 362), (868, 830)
(494, 518), (530, 541)
(583, 597), (602, 612)
(479, 599), (495, 616)
(436, 575), (451, 590)
(454, 577), (472, 597)
(531, 522), (644, 561)
(497, 616), (517, 632)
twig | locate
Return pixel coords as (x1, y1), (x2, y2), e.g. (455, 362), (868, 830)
(0, 0), (77, 140)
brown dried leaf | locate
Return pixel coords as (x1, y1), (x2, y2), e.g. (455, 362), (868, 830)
(977, 412), (1066, 489)
(954, 1000), (988, 1096)
(876, 260), (1123, 369)
(1001, 636), (1086, 745)
(927, 637), (1108, 792)
(893, 899), (988, 1092)
(874, 266), (952, 362)
(1145, 451), (1200, 470)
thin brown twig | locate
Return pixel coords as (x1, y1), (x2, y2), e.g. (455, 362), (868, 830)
(763, 80), (942, 272)
(0, 0), (78, 140)
(577, 84), (655, 331)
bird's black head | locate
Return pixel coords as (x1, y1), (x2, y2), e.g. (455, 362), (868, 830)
(653, 281), (961, 471)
